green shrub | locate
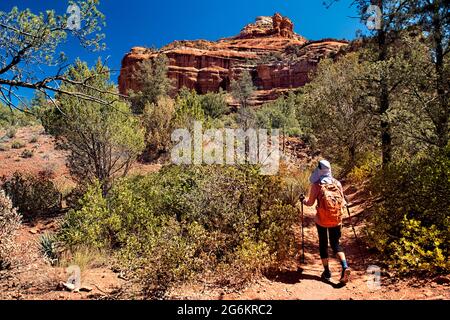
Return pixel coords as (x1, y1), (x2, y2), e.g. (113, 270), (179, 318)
(366, 146), (450, 275)
(6, 127), (16, 139)
(0, 104), (38, 128)
(29, 136), (38, 143)
(1, 172), (62, 221)
(0, 144), (9, 152)
(58, 165), (299, 298)
(200, 91), (229, 119)
(11, 140), (25, 149)
(39, 233), (59, 266)
(0, 190), (21, 269)
(387, 216), (449, 274)
(347, 152), (381, 183)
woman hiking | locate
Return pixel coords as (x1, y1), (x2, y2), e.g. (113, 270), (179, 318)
(302, 159), (351, 284)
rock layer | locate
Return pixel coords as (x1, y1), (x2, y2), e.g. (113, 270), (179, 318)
(118, 13), (348, 104)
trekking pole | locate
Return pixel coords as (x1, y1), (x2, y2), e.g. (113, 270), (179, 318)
(344, 199), (366, 265)
(299, 194), (306, 264)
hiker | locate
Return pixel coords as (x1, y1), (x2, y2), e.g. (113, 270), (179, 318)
(301, 159), (351, 284)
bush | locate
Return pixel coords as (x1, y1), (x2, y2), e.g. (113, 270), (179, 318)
(387, 216), (449, 274)
(0, 190), (21, 269)
(347, 152), (381, 183)
(0, 144), (9, 152)
(366, 146), (450, 274)
(141, 97), (176, 160)
(11, 140), (25, 149)
(48, 60), (145, 194)
(0, 104), (38, 128)
(1, 172), (62, 221)
(6, 127), (16, 139)
(39, 233), (59, 266)
(200, 91), (229, 119)
(29, 136), (38, 143)
(58, 165), (299, 298)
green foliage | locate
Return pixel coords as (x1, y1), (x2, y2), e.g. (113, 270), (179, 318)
(256, 94), (301, 135)
(230, 70), (255, 109)
(39, 233), (59, 266)
(347, 152), (381, 183)
(0, 1), (106, 108)
(0, 190), (21, 269)
(20, 149), (34, 159)
(388, 216), (449, 274)
(58, 165), (299, 297)
(58, 181), (111, 249)
(200, 91), (229, 119)
(6, 127), (16, 139)
(173, 88), (205, 128)
(1, 172), (62, 221)
(301, 53), (377, 168)
(0, 104), (38, 128)
(366, 146), (450, 274)
(48, 60), (145, 194)
(10, 140), (25, 149)
(129, 54), (173, 114)
(141, 97), (176, 160)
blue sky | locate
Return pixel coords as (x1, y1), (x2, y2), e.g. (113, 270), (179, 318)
(1, 0), (363, 101)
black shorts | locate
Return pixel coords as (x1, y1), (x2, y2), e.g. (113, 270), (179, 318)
(316, 224), (343, 259)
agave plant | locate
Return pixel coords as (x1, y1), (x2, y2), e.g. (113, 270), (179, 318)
(39, 233), (59, 266)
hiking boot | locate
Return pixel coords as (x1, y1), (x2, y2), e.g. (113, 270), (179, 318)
(321, 269), (332, 281)
(340, 267), (351, 284)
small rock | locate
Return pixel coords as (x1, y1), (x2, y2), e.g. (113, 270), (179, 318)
(29, 228), (38, 234)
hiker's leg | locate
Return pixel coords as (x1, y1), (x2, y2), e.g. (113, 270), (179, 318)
(329, 226), (344, 259)
(316, 224), (331, 280)
(316, 224), (329, 261)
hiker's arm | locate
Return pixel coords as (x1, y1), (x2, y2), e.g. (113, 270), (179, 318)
(303, 184), (318, 207)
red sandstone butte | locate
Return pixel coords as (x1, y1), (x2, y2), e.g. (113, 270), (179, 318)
(118, 13), (349, 104)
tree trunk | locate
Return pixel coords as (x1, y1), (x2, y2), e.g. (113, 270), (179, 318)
(432, 0), (449, 149)
(377, 0), (393, 166)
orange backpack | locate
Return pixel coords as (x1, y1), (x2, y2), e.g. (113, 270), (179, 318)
(317, 180), (345, 227)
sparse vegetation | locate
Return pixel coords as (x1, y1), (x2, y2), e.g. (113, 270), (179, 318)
(39, 233), (59, 266)
(46, 60), (146, 195)
(1, 172), (62, 221)
(58, 165), (299, 298)
(11, 140), (25, 149)
(129, 54), (173, 114)
(20, 149), (34, 159)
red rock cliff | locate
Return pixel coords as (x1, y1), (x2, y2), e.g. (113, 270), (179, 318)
(118, 14), (348, 104)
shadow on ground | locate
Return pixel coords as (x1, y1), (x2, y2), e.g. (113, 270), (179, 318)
(266, 268), (346, 289)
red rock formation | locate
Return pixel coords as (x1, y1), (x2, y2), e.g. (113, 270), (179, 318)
(118, 14), (349, 104)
